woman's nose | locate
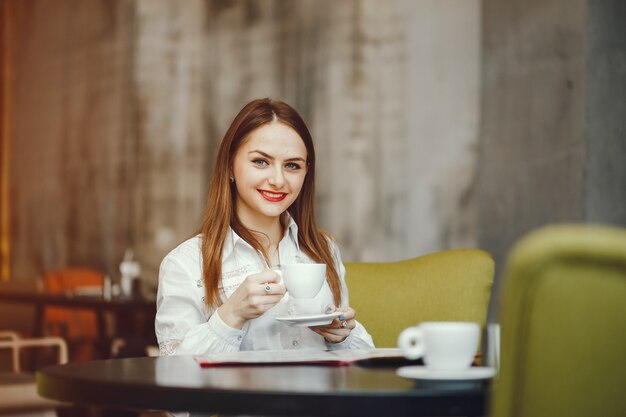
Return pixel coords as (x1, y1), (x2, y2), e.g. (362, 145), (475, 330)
(268, 167), (285, 188)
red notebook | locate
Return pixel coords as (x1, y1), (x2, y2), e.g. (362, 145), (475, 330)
(194, 348), (404, 367)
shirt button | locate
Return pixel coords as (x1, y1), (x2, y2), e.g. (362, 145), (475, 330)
(237, 335), (243, 341)
(292, 339), (299, 347)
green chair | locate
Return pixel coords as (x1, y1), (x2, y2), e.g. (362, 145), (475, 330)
(345, 249), (494, 348)
(491, 224), (626, 417)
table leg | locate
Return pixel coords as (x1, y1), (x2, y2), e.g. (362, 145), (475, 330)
(96, 308), (109, 358)
(33, 302), (44, 337)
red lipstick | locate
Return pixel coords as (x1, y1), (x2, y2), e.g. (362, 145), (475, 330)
(258, 189), (287, 202)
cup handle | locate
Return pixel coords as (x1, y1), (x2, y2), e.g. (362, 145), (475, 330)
(398, 327), (425, 360)
(272, 269), (283, 284)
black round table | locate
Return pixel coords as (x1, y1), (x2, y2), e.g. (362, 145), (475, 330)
(37, 355), (486, 416)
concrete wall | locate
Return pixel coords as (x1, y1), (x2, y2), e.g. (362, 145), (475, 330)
(585, 1), (626, 226)
(478, 0), (587, 289)
(7, 0), (136, 280)
(133, 0), (481, 275)
(6, 0), (481, 288)
(5, 0), (625, 313)
(132, 0), (210, 290)
(479, 0), (626, 315)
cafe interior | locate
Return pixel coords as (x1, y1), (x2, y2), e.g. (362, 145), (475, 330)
(0, 0), (625, 416)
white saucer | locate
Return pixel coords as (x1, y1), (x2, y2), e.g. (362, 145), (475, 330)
(396, 366), (496, 381)
(276, 311), (343, 327)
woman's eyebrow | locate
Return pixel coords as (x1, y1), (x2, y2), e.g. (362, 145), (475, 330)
(248, 150), (306, 162)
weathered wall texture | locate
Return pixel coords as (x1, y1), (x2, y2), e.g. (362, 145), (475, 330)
(7, 0), (481, 287)
(585, 1), (626, 226)
(128, 0), (481, 276)
(478, 0), (587, 283)
(479, 0), (626, 315)
(7, 0), (626, 302)
(8, 0), (136, 280)
(132, 0), (210, 291)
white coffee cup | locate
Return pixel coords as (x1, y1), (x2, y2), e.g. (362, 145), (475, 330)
(278, 263), (326, 298)
(398, 321), (480, 370)
(276, 263), (326, 316)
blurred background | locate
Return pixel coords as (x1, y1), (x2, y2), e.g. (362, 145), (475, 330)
(1, 0), (625, 308)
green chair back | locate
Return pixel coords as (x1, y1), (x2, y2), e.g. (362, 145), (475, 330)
(345, 249), (494, 348)
(491, 225), (626, 417)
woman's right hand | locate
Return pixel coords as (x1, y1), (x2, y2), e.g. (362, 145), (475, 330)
(217, 269), (286, 329)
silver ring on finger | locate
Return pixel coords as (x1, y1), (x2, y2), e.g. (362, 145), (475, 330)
(264, 284), (271, 292)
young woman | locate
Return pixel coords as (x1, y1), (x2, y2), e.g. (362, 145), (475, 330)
(155, 98), (374, 355)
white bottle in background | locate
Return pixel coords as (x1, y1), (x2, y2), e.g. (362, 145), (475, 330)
(119, 248), (141, 298)
(103, 275), (112, 301)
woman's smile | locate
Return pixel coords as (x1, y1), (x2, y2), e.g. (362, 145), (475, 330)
(258, 189), (288, 202)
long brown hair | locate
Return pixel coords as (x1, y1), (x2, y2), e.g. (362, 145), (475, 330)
(198, 98), (341, 308)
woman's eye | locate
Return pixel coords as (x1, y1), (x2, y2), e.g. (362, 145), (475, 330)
(252, 159), (269, 166)
(285, 162), (301, 170)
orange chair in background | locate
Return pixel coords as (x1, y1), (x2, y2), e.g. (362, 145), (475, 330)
(42, 268), (104, 362)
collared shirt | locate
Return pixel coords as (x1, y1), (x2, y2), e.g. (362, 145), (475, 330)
(155, 217), (374, 355)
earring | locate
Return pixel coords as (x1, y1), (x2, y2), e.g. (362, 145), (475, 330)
(229, 176), (234, 183)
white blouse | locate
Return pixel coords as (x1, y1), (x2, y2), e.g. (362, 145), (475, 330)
(155, 217), (374, 356)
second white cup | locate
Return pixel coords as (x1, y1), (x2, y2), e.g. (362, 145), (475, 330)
(398, 321), (480, 370)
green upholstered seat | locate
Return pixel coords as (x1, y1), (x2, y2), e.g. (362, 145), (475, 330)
(491, 224), (626, 417)
(344, 249), (494, 348)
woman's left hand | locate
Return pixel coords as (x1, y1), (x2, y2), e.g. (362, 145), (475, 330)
(309, 305), (356, 344)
